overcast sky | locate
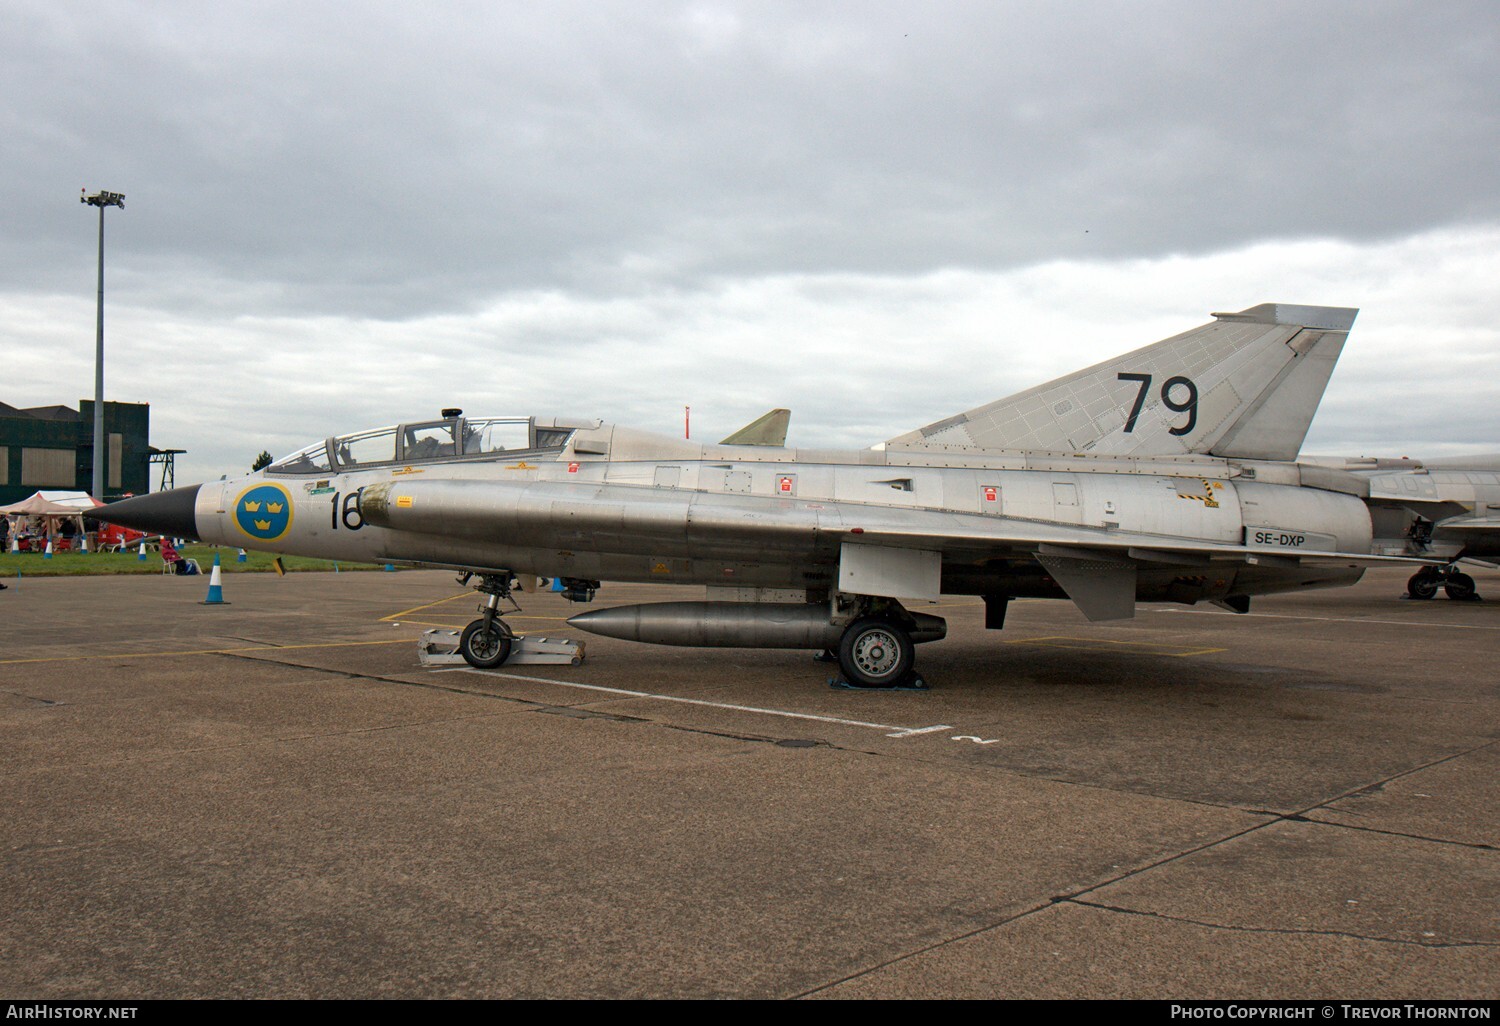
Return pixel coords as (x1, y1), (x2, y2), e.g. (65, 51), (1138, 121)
(4, 1), (1498, 485)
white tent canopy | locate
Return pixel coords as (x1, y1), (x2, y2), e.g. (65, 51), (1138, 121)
(2, 491), (104, 548)
(38, 490), (104, 510)
(0, 492), (87, 516)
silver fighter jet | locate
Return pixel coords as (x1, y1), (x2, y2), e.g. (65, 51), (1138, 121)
(1300, 453), (1500, 600)
(102, 303), (1422, 687)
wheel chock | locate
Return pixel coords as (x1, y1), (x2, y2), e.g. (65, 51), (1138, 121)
(419, 629), (584, 667)
(829, 674), (929, 691)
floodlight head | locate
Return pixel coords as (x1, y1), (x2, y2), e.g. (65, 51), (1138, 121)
(82, 189), (126, 209)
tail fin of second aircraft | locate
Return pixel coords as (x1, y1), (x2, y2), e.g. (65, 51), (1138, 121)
(720, 408), (791, 447)
(885, 304), (1357, 462)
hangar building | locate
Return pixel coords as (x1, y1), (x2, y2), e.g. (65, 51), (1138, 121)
(0, 400), (154, 505)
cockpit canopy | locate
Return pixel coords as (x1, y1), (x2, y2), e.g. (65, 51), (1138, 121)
(266, 415), (576, 474)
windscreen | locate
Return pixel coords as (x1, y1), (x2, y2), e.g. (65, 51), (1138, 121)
(268, 441), (333, 474)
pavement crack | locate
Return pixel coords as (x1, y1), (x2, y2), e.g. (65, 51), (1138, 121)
(1064, 898), (1498, 949)
(218, 652), (834, 751)
(215, 651), (533, 703)
(794, 740), (1500, 998)
(163, 709), (531, 761)
(792, 902), (1051, 999)
(0, 689), (61, 707)
(218, 634), (286, 648)
(649, 719), (821, 748)
(1297, 816), (1496, 852)
(1279, 738), (1500, 840)
(812, 741), (1263, 814)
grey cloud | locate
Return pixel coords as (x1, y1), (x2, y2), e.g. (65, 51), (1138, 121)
(5, 2), (1498, 482)
(5, 1), (1499, 320)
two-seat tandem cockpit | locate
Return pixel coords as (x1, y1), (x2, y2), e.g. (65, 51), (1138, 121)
(266, 411), (576, 475)
(259, 410), (586, 670)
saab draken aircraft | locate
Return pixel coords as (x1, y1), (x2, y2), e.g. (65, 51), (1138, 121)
(1299, 453), (1500, 601)
(103, 303), (1430, 688)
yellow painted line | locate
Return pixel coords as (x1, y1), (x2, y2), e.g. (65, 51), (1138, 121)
(1003, 635), (1226, 658)
(397, 618), (582, 635)
(926, 598), (1039, 609)
(397, 613), (576, 624)
(378, 596), (571, 626)
(391, 618), (479, 629)
(0, 637), (417, 667)
(378, 591), (472, 622)
(1155, 608), (1500, 632)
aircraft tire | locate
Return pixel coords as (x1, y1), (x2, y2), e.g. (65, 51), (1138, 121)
(1444, 573), (1478, 601)
(838, 617), (915, 688)
(1407, 571), (1439, 600)
(460, 619), (513, 668)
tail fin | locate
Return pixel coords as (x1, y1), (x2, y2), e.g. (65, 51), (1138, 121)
(721, 408), (791, 447)
(886, 304), (1357, 461)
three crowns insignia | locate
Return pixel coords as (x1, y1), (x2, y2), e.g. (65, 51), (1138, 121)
(243, 494), (287, 532)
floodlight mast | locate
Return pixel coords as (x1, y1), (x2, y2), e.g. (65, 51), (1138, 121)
(81, 189), (124, 501)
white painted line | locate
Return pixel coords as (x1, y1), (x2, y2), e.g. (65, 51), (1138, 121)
(1151, 608), (1500, 631)
(887, 724), (955, 738)
(436, 666), (952, 739)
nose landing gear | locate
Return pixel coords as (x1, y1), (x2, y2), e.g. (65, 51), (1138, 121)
(458, 571), (520, 668)
(459, 618), (514, 668)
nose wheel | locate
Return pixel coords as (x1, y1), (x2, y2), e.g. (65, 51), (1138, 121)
(457, 571), (521, 668)
(459, 620), (514, 668)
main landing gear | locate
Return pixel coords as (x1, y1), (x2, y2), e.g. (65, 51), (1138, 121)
(837, 617), (918, 688)
(1406, 565), (1480, 602)
(457, 572), (519, 668)
(827, 597), (943, 690)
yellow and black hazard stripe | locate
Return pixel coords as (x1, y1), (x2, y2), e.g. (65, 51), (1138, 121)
(1175, 478), (1224, 509)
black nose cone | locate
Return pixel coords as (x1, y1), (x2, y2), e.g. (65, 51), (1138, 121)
(99, 484), (202, 540)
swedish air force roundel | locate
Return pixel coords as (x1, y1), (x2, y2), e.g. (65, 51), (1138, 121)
(234, 483), (294, 542)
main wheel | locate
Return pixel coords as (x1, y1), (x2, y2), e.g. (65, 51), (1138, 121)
(459, 619), (513, 668)
(1444, 572), (1478, 601)
(837, 617), (915, 688)
(1407, 571), (1439, 600)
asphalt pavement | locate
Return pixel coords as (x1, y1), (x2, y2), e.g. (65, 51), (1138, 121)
(1, 566), (1494, 998)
